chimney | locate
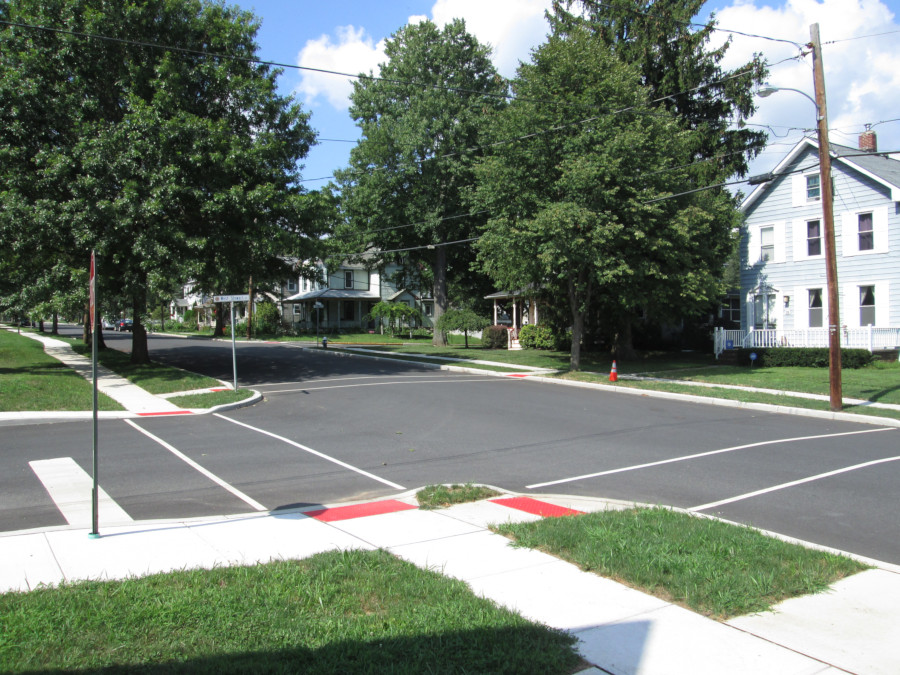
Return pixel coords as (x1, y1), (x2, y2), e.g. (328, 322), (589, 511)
(859, 124), (877, 153)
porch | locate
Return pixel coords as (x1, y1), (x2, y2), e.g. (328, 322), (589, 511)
(714, 326), (900, 358)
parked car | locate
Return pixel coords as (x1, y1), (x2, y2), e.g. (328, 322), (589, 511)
(115, 318), (133, 332)
(102, 317), (115, 330)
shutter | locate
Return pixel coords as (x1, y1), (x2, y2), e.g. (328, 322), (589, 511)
(844, 284), (859, 328)
(792, 175), (806, 207)
(874, 206), (889, 253)
(841, 212), (856, 256)
(747, 226), (760, 266)
(792, 219), (806, 261)
(774, 221), (786, 263)
(794, 286), (808, 329)
(875, 281), (889, 326)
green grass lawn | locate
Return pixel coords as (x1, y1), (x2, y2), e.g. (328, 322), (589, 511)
(166, 389), (255, 409)
(416, 483), (501, 509)
(0, 550), (579, 674)
(67, 339), (221, 394)
(0, 330), (123, 412)
(494, 507), (867, 620)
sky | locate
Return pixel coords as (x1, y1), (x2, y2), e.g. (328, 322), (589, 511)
(232, 0), (900, 188)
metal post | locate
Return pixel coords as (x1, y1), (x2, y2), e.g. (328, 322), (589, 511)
(90, 252), (99, 538)
(230, 301), (238, 391)
(810, 23), (842, 411)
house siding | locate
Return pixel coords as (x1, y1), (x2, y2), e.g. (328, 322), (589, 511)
(741, 144), (900, 332)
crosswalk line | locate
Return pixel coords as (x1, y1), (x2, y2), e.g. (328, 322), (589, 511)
(29, 457), (133, 527)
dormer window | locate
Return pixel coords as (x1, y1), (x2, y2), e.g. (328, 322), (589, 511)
(344, 271), (353, 289)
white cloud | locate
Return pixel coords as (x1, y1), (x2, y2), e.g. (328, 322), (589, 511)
(427, 0), (553, 77)
(296, 26), (386, 110)
(295, 0), (553, 112)
(709, 0), (900, 170)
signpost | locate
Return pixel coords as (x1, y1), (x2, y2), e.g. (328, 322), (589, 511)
(213, 295), (250, 392)
(89, 251), (99, 538)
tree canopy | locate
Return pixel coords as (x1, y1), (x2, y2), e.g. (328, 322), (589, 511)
(0, 0), (318, 361)
(333, 19), (508, 346)
(474, 19), (740, 369)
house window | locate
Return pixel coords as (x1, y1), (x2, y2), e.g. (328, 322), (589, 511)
(858, 213), (874, 251)
(860, 286), (875, 326)
(760, 226), (774, 262)
(806, 220), (821, 257)
(288, 279), (297, 292)
(344, 271), (353, 289)
(754, 293), (776, 329)
(806, 174), (820, 201)
(292, 304), (301, 315)
(808, 289), (823, 328)
(424, 302), (433, 317)
(720, 297), (740, 324)
(341, 301), (355, 321)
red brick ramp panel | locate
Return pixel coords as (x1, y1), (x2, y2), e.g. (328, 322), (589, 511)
(304, 500), (417, 522)
(490, 497), (584, 518)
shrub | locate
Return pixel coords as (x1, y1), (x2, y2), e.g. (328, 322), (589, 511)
(482, 325), (510, 349)
(518, 324), (557, 350)
(735, 347), (873, 368)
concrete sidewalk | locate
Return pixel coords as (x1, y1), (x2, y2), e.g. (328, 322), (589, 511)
(1, 329), (259, 422)
(3, 492), (899, 674)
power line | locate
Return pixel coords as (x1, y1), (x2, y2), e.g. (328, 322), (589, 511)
(825, 29), (900, 44)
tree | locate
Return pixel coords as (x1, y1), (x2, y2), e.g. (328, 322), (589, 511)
(333, 19), (508, 347)
(474, 21), (738, 370)
(366, 300), (422, 337)
(554, 0), (767, 180)
(0, 0), (317, 362)
(435, 308), (489, 348)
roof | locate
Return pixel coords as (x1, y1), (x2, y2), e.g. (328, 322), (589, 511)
(740, 137), (900, 212)
(283, 288), (381, 302)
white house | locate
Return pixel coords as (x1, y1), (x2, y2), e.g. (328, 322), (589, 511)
(730, 129), (900, 353)
(280, 259), (434, 332)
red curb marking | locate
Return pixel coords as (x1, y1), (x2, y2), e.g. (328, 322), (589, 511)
(506, 374), (529, 378)
(137, 411), (194, 416)
(305, 499), (417, 522)
(490, 497), (584, 518)
(209, 388), (229, 392)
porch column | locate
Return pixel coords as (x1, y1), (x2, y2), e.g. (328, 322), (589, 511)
(534, 301), (539, 325)
(493, 300), (498, 325)
(512, 299), (518, 330)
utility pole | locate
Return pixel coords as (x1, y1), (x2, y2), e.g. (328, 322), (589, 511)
(810, 23), (842, 412)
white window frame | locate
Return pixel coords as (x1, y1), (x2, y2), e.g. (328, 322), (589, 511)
(843, 281), (889, 327)
(748, 222), (785, 265)
(344, 270), (353, 289)
(841, 206), (889, 256)
(288, 278), (297, 292)
(792, 172), (822, 206)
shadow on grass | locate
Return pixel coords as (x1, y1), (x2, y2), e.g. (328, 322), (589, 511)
(19, 626), (585, 675)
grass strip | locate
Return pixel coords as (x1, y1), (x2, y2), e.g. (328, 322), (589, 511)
(166, 389), (255, 409)
(0, 549), (579, 674)
(494, 507), (867, 619)
(0, 330), (123, 412)
(417, 483), (502, 509)
(332, 347), (527, 373)
(556, 372), (900, 421)
(67, 339), (221, 395)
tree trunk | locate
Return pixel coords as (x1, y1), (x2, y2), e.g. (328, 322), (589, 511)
(613, 315), (638, 360)
(159, 302), (166, 333)
(51, 311), (58, 335)
(567, 271), (592, 371)
(130, 290), (150, 364)
(246, 276), (253, 340)
(214, 304), (225, 337)
(82, 304), (90, 345)
(432, 246), (448, 347)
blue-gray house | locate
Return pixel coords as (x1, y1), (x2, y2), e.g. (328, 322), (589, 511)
(731, 129), (900, 352)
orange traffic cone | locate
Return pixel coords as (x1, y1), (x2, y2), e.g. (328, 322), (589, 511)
(609, 360), (618, 382)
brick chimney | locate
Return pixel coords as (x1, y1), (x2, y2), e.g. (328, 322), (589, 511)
(859, 124), (877, 153)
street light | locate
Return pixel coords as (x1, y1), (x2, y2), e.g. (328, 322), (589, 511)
(756, 76), (842, 411)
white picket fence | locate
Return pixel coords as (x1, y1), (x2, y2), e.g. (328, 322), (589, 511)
(714, 326), (900, 358)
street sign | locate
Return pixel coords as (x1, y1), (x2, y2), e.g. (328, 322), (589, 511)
(214, 294), (250, 303)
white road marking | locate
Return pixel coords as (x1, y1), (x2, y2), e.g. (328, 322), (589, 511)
(526, 427), (895, 489)
(124, 419), (267, 512)
(264, 378), (499, 394)
(690, 454), (900, 512)
(29, 457), (132, 526)
(214, 413), (405, 490)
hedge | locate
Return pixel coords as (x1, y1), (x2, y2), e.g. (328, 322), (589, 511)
(734, 347), (873, 368)
(482, 325), (510, 349)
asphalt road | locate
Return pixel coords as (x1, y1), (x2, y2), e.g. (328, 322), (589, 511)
(3, 327), (898, 565)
